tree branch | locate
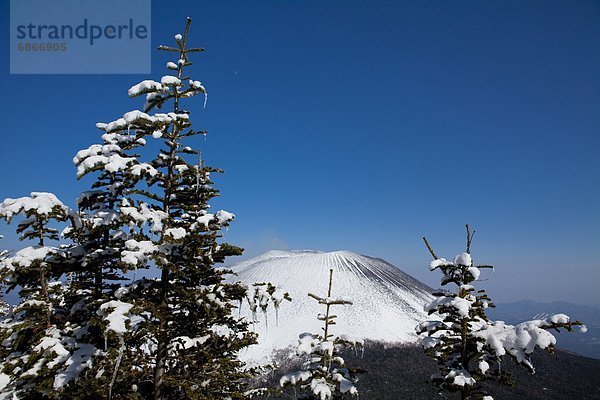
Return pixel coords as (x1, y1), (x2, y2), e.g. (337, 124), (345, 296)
(423, 236), (439, 260)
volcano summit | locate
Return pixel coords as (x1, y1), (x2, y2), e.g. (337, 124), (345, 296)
(229, 250), (433, 363)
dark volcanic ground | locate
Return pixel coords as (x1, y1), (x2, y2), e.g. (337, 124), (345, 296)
(262, 342), (600, 399)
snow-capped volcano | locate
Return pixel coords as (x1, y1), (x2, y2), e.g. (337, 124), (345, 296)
(229, 250), (434, 363)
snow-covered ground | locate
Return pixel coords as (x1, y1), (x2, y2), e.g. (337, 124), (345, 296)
(227, 250), (434, 364)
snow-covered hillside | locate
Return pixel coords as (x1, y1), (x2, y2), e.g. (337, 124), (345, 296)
(228, 250), (434, 364)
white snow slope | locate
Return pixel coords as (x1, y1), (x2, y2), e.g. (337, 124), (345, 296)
(228, 250), (434, 364)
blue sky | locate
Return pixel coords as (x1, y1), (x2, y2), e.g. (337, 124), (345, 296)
(1, 1), (599, 304)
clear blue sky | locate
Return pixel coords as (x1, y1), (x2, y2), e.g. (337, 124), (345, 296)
(1, 1), (598, 304)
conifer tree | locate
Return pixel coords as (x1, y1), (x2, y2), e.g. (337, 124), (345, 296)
(416, 225), (586, 400)
(66, 18), (261, 400)
(0, 192), (88, 397)
(280, 269), (362, 400)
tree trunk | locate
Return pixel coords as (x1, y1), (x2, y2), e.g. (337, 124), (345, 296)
(153, 267), (170, 400)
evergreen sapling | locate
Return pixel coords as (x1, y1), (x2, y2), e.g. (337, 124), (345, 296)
(280, 269), (363, 400)
(416, 225), (586, 400)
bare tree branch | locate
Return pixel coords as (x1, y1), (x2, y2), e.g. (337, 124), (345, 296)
(423, 236), (439, 260)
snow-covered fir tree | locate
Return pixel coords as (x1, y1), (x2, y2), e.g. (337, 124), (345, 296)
(280, 269), (363, 400)
(64, 18), (263, 400)
(416, 225), (586, 400)
(0, 192), (86, 397)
